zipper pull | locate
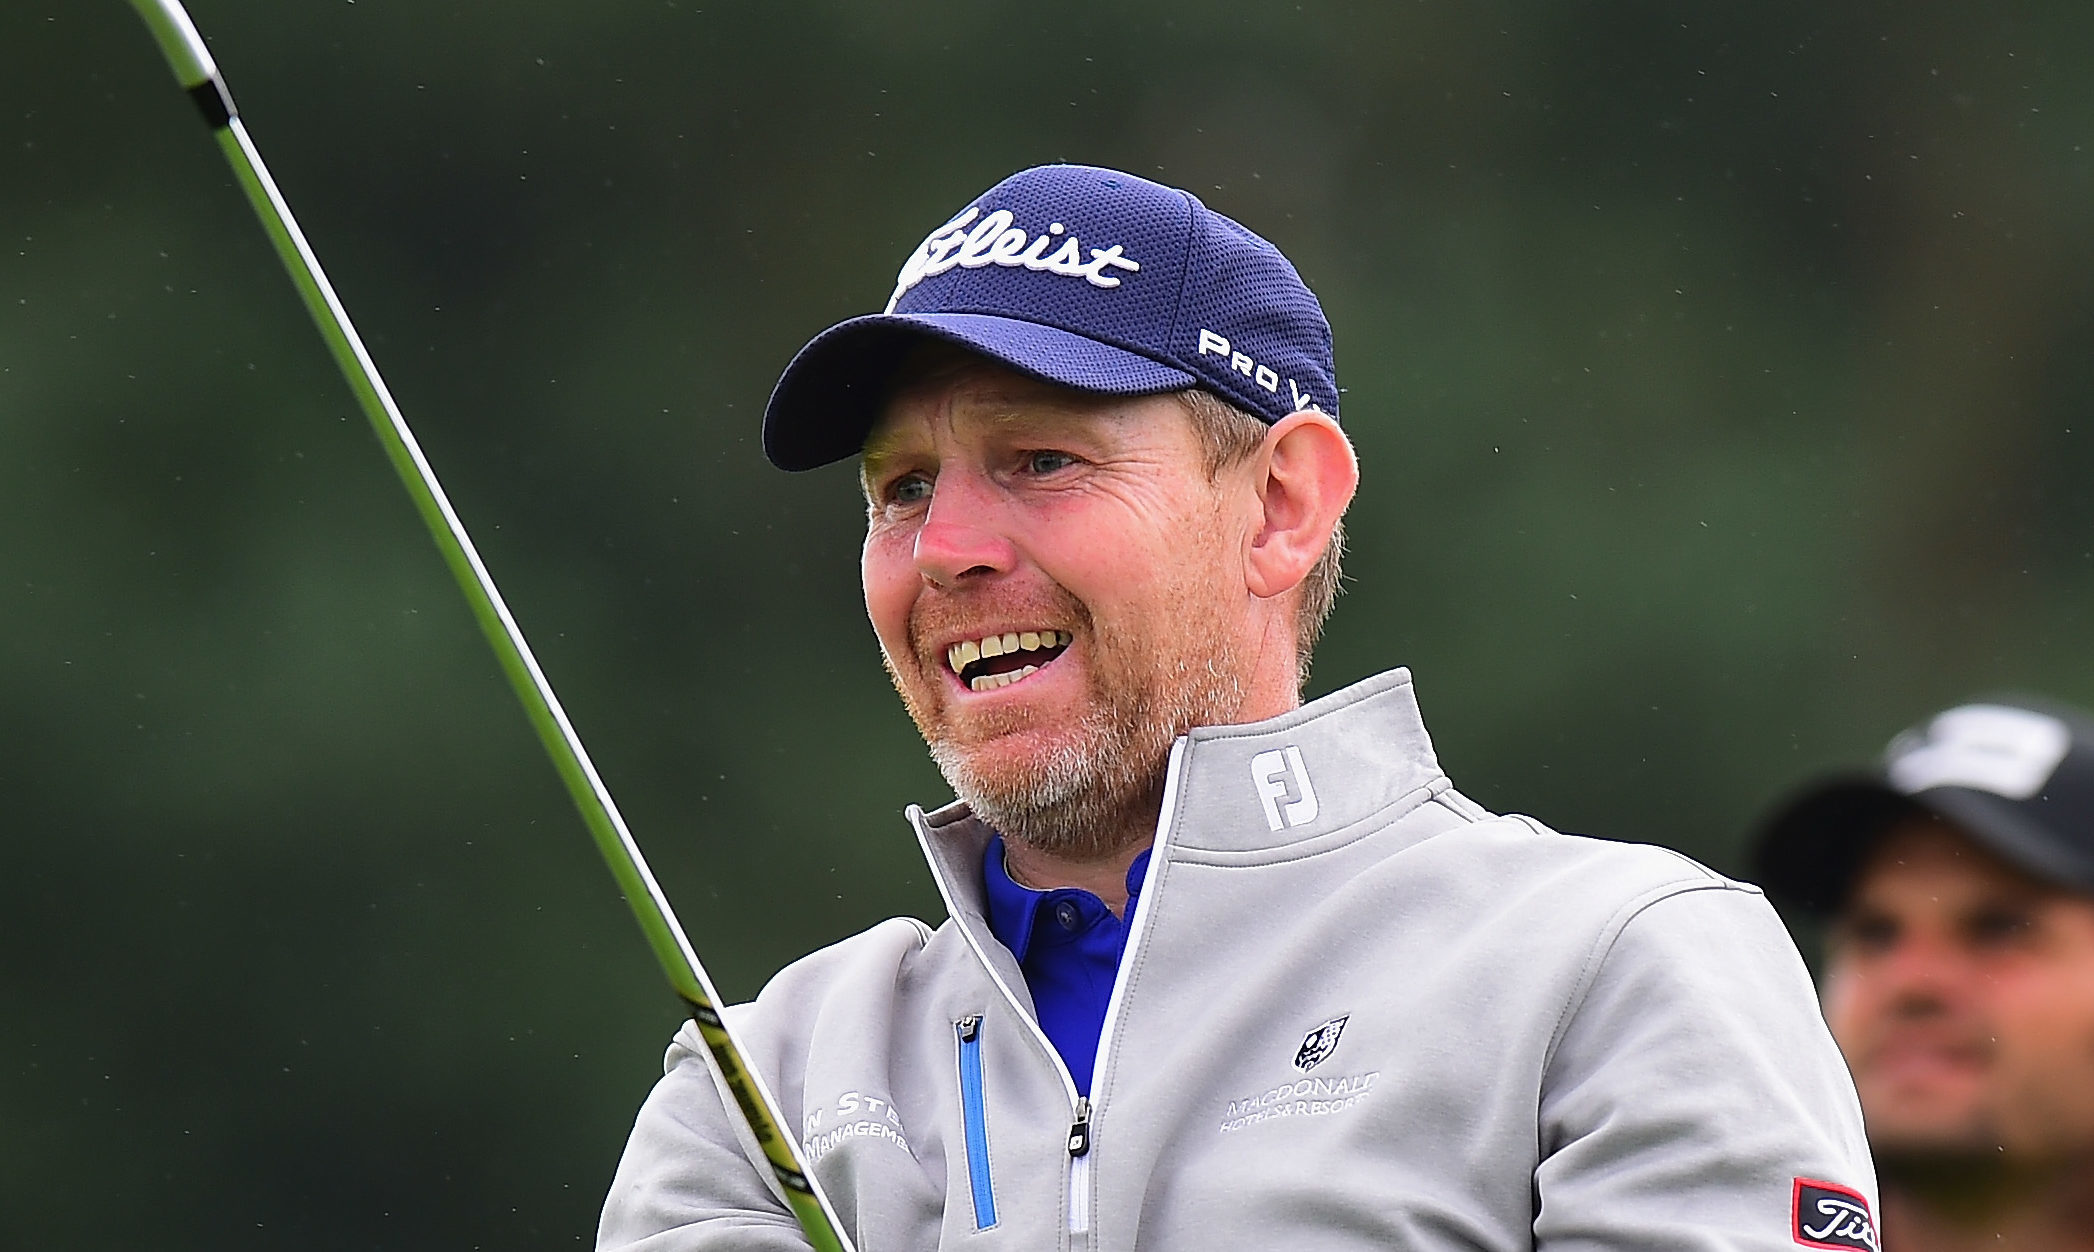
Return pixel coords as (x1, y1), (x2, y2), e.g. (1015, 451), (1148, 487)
(957, 1014), (981, 1042)
(1066, 1097), (1091, 1157)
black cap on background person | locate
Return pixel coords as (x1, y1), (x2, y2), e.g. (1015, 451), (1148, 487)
(1753, 698), (2094, 915)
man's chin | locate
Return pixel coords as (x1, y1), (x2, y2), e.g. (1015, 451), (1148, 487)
(1872, 1138), (2022, 1192)
(930, 730), (1094, 799)
(925, 722), (1172, 857)
(1866, 1112), (2007, 1178)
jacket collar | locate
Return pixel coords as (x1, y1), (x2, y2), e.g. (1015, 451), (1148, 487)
(910, 667), (1449, 900)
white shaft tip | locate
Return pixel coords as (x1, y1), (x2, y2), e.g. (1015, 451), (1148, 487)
(128, 0), (219, 88)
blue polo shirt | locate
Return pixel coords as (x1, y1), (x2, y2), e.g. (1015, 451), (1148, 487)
(980, 836), (1151, 1097)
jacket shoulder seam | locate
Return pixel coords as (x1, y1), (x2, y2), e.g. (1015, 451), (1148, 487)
(1538, 872), (1755, 1075)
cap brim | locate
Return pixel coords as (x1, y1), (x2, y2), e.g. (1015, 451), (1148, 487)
(1751, 778), (1923, 915)
(1751, 776), (2094, 915)
(1917, 785), (2094, 893)
(762, 312), (1196, 471)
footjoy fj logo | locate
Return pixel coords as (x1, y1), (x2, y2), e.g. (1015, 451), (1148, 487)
(885, 206), (1142, 312)
(1251, 745), (1320, 832)
(1293, 1015), (1348, 1071)
(1791, 1179), (1878, 1251)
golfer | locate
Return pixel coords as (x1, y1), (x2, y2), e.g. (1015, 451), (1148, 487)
(598, 164), (1875, 1250)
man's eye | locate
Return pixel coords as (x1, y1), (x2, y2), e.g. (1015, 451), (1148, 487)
(1966, 906), (2035, 947)
(1026, 451), (1076, 474)
(1835, 913), (1900, 955)
(889, 474), (933, 504)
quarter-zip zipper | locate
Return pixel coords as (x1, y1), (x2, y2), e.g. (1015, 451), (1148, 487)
(910, 812), (1093, 1238)
(1066, 737), (1185, 1238)
(1065, 1098), (1092, 1156)
(1064, 1096), (1093, 1235)
(907, 737), (1190, 1248)
(954, 1015), (997, 1230)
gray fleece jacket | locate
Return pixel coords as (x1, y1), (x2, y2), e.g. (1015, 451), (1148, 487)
(599, 668), (1877, 1251)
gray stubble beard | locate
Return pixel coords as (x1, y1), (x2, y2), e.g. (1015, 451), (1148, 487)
(909, 641), (1246, 863)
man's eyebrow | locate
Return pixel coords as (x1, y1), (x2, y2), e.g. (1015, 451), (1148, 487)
(859, 423), (924, 468)
(857, 448), (897, 497)
(968, 402), (1119, 440)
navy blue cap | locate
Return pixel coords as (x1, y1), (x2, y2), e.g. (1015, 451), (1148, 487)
(1752, 698), (2094, 915)
(762, 164), (1338, 471)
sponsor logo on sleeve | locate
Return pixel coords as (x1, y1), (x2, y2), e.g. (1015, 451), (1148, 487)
(1792, 1179), (1878, 1251)
(802, 1090), (912, 1164)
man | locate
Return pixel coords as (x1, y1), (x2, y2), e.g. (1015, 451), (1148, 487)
(599, 164), (1875, 1250)
(1753, 699), (2094, 1251)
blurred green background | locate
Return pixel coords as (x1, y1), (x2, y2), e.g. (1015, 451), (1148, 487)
(5, 1), (2090, 1245)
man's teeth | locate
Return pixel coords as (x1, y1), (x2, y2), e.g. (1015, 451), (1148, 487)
(947, 629), (1071, 683)
(971, 665), (1038, 692)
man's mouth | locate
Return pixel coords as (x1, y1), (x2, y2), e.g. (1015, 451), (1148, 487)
(945, 629), (1072, 692)
(1867, 1036), (1989, 1075)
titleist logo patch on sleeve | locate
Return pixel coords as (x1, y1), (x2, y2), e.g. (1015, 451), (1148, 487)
(1791, 1179), (1878, 1251)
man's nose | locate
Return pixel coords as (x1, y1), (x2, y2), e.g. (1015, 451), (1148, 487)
(913, 470), (1016, 588)
(1874, 930), (1967, 1016)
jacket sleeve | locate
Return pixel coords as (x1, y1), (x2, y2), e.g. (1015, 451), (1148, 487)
(596, 1023), (813, 1252)
(1533, 881), (1878, 1250)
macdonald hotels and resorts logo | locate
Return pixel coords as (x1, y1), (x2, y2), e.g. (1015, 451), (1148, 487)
(1292, 1015), (1349, 1071)
(1214, 1013), (1371, 1134)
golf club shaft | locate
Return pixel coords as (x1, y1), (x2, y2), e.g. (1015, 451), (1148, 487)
(124, 5), (850, 1247)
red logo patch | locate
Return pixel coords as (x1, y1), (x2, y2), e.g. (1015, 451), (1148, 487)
(1792, 1178), (1877, 1251)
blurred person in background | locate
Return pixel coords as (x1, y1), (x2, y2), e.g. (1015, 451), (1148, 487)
(1753, 699), (2094, 1252)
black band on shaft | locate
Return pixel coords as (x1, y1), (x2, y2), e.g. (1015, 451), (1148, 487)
(188, 78), (236, 129)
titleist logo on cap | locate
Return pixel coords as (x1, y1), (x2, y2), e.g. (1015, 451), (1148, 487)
(760, 164), (1341, 471)
(885, 206), (1143, 313)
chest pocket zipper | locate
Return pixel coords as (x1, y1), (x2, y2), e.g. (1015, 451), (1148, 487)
(955, 1015), (997, 1230)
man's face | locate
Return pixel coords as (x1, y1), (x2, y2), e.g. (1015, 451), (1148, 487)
(859, 359), (1260, 857)
(1822, 818), (2094, 1168)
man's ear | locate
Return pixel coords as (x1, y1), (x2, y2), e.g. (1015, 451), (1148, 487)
(1245, 411), (1358, 601)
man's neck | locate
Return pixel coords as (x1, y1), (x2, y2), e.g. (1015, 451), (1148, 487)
(990, 673), (1308, 916)
(1883, 1161), (2094, 1252)
(1002, 836), (1152, 918)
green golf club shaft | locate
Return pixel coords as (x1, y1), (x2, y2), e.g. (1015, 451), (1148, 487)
(123, 5), (849, 1247)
